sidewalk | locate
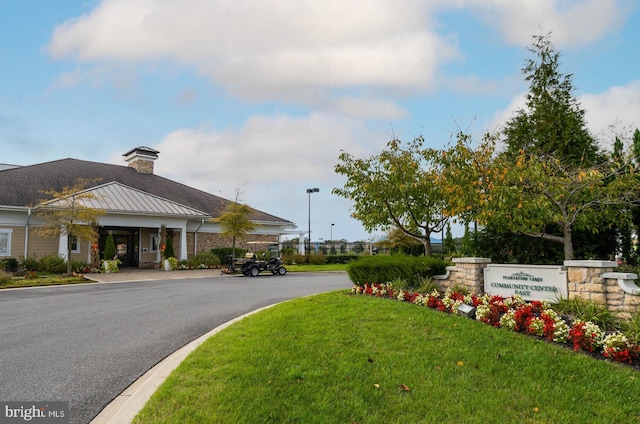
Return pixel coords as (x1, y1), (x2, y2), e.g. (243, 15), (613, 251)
(85, 267), (228, 284)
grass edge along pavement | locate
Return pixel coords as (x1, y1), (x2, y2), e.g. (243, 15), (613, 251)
(133, 290), (640, 424)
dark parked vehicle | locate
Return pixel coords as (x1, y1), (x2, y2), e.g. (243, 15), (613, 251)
(240, 252), (287, 276)
(237, 241), (287, 277)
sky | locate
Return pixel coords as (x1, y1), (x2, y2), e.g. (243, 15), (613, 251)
(1, 0), (640, 243)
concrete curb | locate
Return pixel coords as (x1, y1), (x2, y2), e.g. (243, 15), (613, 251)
(89, 303), (280, 424)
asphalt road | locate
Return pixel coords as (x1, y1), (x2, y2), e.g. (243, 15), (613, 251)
(0, 272), (351, 424)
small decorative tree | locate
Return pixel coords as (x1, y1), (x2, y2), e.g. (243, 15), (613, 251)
(34, 177), (105, 274)
(164, 236), (175, 259)
(102, 234), (119, 273)
(104, 234), (116, 260)
(212, 189), (257, 270)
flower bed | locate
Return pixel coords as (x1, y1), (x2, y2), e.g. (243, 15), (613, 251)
(352, 283), (640, 366)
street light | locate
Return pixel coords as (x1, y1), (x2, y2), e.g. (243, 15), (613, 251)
(306, 188), (319, 261)
(330, 223), (335, 255)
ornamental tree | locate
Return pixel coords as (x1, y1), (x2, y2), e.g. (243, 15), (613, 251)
(481, 150), (638, 260)
(35, 178), (105, 274)
(212, 190), (257, 265)
(436, 131), (640, 261)
(333, 136), (447, 256)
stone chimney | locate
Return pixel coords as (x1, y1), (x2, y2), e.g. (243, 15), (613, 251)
(123, 146), (159, 174)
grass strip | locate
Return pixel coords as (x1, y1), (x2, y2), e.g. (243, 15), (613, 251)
(134, 291), (640, 424)
(0, 276), (90, 289)
(285, 264), (347, 272)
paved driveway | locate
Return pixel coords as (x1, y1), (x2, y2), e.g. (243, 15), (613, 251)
(0, 272), (351, 424)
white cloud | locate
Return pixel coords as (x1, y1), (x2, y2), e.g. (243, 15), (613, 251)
(148, 113), (386, 240)
(153, 113), (384, 195)
(47, 0), (457, 103)
(452, 0), (629, 48)
(45, 0), (633, 119)
(581, 80), (640, 140)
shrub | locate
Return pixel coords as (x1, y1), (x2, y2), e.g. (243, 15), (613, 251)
(70, 261), (91, 273)
(388, 276), (410, 292)
(1, 257), (18, 272)
(417, 276), (441, 294)
(104, 234), (117, 260)
(347, 255), (449, 289)
(308, 253), (328, 265)
(282, 253), (305, 265)
(553, 297), (619, 331)
(189, 251), (221, 269)
(164, 236), (175, 259)
(620, 310), (640, 344)
(20, 254), (40, 272)
(39, 254), (68, 274)
(325, 254), (358, 265)
(211, 247), (247, 265)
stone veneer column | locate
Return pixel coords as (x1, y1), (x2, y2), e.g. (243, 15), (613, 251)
(601, 272), (640, 320)
(435, 258), (491, 294)
(564, 260), (616, 304)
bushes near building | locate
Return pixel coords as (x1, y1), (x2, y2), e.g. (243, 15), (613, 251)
(347, 255), (449, 290)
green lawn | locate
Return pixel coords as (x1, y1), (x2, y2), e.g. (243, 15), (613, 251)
(133, 291), (640, 424)
(0, 275), (89, 289)
(285, 263), (348, 272)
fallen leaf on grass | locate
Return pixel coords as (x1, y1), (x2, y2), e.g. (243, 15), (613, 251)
(400, 384), (410, 392)
(374, 384), (380, 389)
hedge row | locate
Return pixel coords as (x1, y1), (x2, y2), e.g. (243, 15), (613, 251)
(346, 255), (449, 288)
(1, 255), (88, 274)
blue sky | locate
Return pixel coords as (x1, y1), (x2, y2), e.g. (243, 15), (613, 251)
(2, 0), (640, 243)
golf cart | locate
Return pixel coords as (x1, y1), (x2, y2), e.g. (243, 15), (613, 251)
(239, 242), (287, 277)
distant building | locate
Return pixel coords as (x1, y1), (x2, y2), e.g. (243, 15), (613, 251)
(0, 147), (296, 267)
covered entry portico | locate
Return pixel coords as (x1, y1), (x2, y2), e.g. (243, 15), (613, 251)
(64, 182), (209, 267)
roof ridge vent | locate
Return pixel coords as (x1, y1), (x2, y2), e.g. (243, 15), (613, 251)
(123, 146), (159, 174)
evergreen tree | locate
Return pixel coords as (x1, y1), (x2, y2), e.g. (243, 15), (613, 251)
(104, 234), (116, 260)
(443, 223), (455, 255)
(164, 236), (175, 259)
(502, 33), (602, 166)
(474, 33), (624, 260)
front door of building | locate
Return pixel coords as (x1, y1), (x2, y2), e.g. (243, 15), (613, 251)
(100, 228), (139, 267)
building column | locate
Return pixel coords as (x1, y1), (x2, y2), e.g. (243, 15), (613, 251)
(298, 233), (306, 255)
(180, 225), (187, 260)
(58, 228), (68, 260)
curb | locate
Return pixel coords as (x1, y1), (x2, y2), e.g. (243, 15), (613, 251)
(89, 303), (280, 424)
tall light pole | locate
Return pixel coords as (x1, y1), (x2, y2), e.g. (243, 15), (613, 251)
(306, 188), (319, 261)
(330, 223), (335, 255)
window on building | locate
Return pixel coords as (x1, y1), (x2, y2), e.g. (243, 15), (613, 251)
(69, 235), (80, 253)
(0, 229), (12, 256)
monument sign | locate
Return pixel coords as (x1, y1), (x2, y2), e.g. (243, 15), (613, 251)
(484, 264), (568, 302)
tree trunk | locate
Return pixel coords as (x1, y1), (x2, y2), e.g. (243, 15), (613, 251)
(563, 225), (573, 261)
(423, 236), (432, 257)
(231, 235), (236, 270)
